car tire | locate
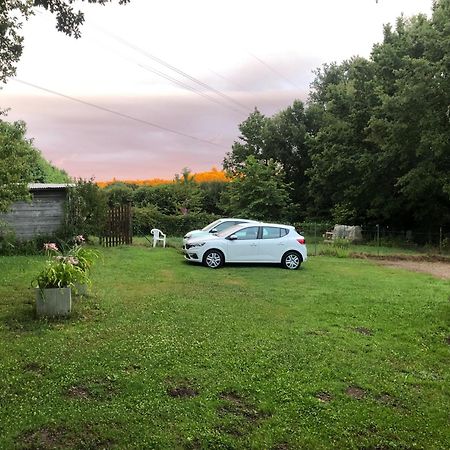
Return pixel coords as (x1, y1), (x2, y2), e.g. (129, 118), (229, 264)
(203, 249), (224, 269)
(282, 251), (302, 270)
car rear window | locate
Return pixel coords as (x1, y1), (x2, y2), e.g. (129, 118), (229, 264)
(262, 227), (289, 239)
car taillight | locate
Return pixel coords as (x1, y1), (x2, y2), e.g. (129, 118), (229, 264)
(297, 238), (306, 245)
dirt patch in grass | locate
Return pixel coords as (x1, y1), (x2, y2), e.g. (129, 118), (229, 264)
(306, 329), (329, 336)
(272, 444), (290, 450)
(315, 391), (333, 403)
(345, 386), (366, 399)
(23, 362), (46, 375)
(121, 363), (141, 373)
(166, 378), (199, 398)
(376, 260), (450, 279)
(377, 393), (402, 408)
(354, 327), (373, 336)
(216, 423), (246, 437)
(351, 253), (450, 263)
(19, 424), (115, 449)
(218, 391), (269, 422)
(351, 253), (450, 279)
(66, 385), (91, 399)
(65, 378), (117, 400)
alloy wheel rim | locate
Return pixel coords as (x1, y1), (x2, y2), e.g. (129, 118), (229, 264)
(286, 254), (299, 269)
(206, 252), (221, 268)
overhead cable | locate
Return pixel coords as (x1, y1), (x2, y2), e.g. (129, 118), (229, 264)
(101, 29), (251, 113)
(13, 79), (227, 149)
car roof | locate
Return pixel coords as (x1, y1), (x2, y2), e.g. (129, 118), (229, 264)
(218, 218), (259, 222)
(222, 222), (294, 233)
(257, 222), (295, 229)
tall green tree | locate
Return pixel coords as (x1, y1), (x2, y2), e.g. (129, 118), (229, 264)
(306, 0), (450, 228)
(223, 108), (268, 176)
(0, 0), (129, 83)
(222, 156), (292, 222)
(0, 119), (69, 212)
(224, 101), (311, 214)
(0, 120), (33, 212)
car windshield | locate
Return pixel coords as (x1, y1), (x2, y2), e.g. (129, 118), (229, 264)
(202, 219), (222, 231)
(216, 224), (245, 238)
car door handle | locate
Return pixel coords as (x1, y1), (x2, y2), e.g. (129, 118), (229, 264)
(250, 243), (257, 247)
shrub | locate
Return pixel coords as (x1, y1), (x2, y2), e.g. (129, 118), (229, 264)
(319, 238), (350, 258)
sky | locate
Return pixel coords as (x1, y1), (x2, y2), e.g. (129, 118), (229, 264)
(1, 0), (433, 181)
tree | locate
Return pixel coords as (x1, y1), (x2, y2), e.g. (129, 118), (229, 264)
(306, 1), (450, 228)
(224, 102), (311, 216)
(0, 0), (129, 83)
(222, 156), (292, 222)
(0, 120), (33, 212)
(173, 168), (204, 215)
(66, 178), (108, 238)
(223, 108), (268, 175)
(0, 118), (69, 213)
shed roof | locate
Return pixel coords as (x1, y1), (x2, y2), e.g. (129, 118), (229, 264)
(28, 183), (74, 190)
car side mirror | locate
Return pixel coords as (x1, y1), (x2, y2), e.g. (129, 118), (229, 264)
(227, 234), (237, 241)
(210, 228), (218, 233)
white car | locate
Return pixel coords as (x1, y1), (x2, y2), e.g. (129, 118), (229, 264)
(183, 222), (307, 270)
(182, 218), (258, 245)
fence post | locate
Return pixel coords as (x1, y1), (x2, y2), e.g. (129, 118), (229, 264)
(314, 222), (317, 256)
(439, 226), (442, 254)
(376, 224), (380, 256)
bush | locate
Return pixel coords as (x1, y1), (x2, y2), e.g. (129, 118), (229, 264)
(318, 238), (350, 258)
(133, 207), (218, 236)
(0, 232), (69, 256)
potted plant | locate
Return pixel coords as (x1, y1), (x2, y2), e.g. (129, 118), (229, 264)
(33, 243), (87, 317)
(68, 235), (99, 296)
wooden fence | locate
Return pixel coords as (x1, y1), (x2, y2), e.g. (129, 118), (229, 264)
(100, 203), (132, 247)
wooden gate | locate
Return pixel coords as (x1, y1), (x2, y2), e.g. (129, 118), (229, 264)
(100, 203), (132, 246)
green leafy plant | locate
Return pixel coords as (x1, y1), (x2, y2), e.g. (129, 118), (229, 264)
(33, 256), (86, 289)
(69, 235), (100, 273)
(32, 238), (97, 289)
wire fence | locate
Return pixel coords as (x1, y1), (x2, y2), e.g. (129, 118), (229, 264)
(295, 223), (450, 257)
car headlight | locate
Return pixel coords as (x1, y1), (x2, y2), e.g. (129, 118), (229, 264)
(189, 242), (205, 248)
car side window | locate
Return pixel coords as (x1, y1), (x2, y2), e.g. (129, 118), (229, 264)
(262, 227), (283, 239)
(214, 222), (233, 232)
(233, 226), (259, 240)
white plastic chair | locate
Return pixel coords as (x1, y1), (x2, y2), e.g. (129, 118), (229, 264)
(150, 228), (166, 248)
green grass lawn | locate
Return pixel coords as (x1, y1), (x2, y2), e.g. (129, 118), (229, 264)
(0, 244), (449, 449)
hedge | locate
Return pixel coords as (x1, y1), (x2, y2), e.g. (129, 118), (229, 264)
(133, 208), (218, 236)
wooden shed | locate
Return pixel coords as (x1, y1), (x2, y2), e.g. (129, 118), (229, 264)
(1, 184), (71, 240)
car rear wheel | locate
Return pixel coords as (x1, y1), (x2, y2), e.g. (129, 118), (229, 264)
(282, 251), (302, 270)
(203, 249), (224, 269)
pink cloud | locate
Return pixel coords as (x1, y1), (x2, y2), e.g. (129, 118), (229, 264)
(1, 78), (308, 180)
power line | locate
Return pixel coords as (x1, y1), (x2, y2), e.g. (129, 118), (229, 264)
(100, 28), (251, 113)
(98, 43), (244, 114)
(13, 78), (227, 149)
(136, 62), (243, 113)
(248, 51), (299, 89)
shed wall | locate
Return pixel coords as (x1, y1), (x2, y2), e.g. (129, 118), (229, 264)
(1, 190), (66, 240)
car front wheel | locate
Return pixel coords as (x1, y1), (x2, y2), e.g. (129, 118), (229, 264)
(282, 251), (302, 270)
(203, 249), (224, 269)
